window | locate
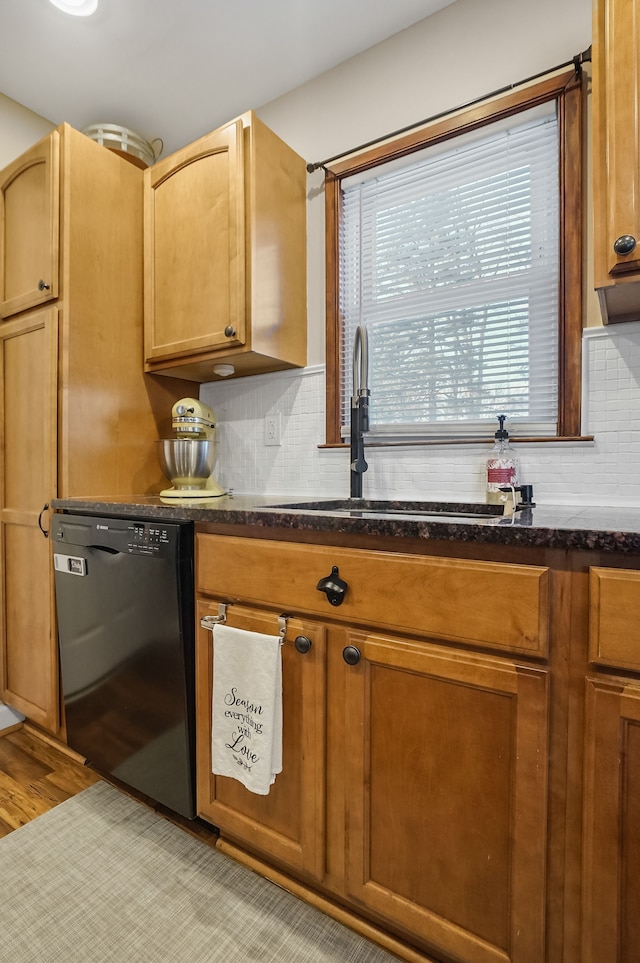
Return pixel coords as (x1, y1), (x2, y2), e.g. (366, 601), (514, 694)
(324, 70), (584, 444)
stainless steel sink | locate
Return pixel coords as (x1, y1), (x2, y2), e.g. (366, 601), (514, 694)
(264, 499), (505, 524)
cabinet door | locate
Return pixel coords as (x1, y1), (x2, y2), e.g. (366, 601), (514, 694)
(589, 566), (640, 672)
(196, 601), (326, 881)
(0, 308), (59, 731)
(593, 0), (640, 285)
(342, 631), (549, 963)
(582, 677), (640, 963)
(144, 121), (245, 363)
(0, 131), (59, 318)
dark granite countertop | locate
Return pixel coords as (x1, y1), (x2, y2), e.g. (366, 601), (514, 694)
(50, 493), (640, 555)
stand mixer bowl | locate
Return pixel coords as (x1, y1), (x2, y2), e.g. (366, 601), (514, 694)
(157, 438), (217, 490)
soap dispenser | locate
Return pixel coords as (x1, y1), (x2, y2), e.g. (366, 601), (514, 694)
(486, 414), (520, 504)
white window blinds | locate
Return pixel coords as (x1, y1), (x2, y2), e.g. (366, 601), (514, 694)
(339, 103), (560, 439)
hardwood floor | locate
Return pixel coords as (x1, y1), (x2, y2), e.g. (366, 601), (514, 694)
(0, 724), (101, 837)
(0, 723), (219, 848)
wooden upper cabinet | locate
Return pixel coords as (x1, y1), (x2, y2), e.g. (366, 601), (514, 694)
(0, 131), (60, 318)
(592, 0), (640, 322)
(143, 111), (307, 383)
(145, 121), (246, 362)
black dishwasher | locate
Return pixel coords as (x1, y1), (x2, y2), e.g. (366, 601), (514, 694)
(51, 512), (196, 818)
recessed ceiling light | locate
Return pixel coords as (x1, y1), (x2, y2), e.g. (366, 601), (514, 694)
(48, 0), (99, 16)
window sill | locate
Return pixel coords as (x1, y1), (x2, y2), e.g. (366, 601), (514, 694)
(320, 436), (595, 449)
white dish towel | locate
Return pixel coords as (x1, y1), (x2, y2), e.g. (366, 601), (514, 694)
(211, 623), (283, 795)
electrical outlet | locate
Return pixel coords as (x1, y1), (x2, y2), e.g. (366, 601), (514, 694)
(265, 412), (282, 446)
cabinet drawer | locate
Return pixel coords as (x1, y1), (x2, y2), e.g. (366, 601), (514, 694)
(197, 534), (549, 657)
(590, 567), (640, 670)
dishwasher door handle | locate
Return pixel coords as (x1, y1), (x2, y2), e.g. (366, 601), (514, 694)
(87, 544), (120, 555)
(53, 554), (88, 576)
(38, 503), (50, 538)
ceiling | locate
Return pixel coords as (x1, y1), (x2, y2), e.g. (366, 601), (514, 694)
(0, 0), (457, 160)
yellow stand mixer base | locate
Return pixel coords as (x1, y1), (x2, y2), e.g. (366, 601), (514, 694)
(159, 481), (226, 501)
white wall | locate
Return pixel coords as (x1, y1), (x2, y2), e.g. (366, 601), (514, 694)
(258, 0), (592, 171)
(203, 0), (632, 508)
(256, 0), (595, 364)
(0, 92), (54, 168)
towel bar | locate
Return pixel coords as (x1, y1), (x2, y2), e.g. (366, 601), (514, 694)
(277, 614), (289, 640)
(200, 603), (228, 630)
(201, 605), (289, 645)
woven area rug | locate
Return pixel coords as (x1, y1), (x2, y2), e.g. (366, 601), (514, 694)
(0, 781), (399, 962)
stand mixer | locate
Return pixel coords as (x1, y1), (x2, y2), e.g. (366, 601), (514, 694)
(157, 398), (225, 499)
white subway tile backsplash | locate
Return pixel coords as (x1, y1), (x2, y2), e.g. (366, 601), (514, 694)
(201, 322), (640, 508)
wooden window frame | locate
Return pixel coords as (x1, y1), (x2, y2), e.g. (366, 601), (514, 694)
(324, 69), (584, 446)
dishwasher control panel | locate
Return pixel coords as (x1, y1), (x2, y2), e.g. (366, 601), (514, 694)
(127, 522), (172, 556)
(51, 513), (189, 563)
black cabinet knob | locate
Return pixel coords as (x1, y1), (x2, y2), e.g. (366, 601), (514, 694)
(224, 325), (236, 337)
(613, 234), (637, 256)
(294, 635), (312, 654)
(342, 645), (361, 665)
(38, 279), (50, 291)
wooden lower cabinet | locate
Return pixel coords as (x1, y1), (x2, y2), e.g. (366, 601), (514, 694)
(196, 601), (327, 880)
(0, 308), (58, 730)
(2, 520), (57, 728)
(582, 677), (640, 963)
(342, 630), (548, 963)
(195, 532), (552, 963)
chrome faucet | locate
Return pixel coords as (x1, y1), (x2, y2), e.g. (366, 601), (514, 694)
(350, 324), (370, 498)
